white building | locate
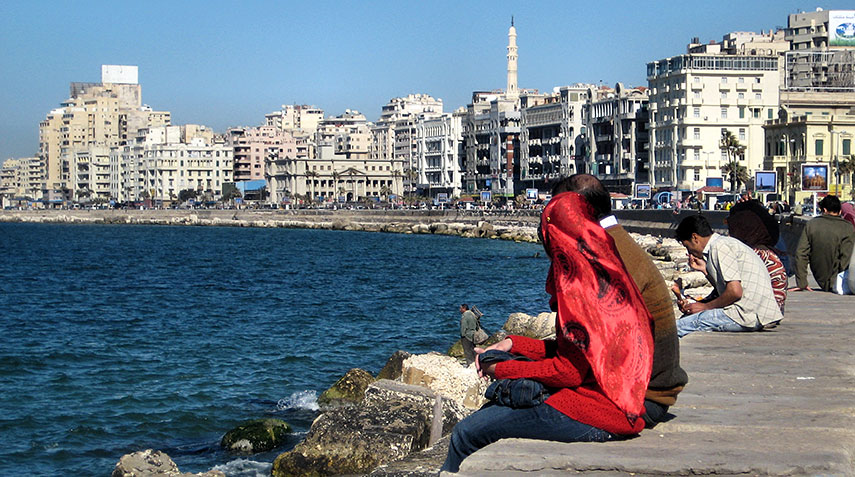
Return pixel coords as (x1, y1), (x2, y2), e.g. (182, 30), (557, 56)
(647, 44), (782, 191)
(414, 111), (464, 198)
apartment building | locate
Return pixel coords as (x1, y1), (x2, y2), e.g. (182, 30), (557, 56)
(265, 104), (324, 135)
(462, 92), (521, 196)
(0, 157), (44, 205)
(584, 84), (650, 194)
(38, 65), (170, 199)
(647, 36), (783, 191)
(519, 85), (590, 192)
(413, 111), (464, 198)
(113, 125), (232, 203)
(228, 126), (296, 183)
(784, 9), (855, 90)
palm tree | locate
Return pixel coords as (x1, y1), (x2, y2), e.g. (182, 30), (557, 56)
(837, 154), (855, 199)
(720, 130), (747, 192)
(305, 169), (318, 203)
(379, 185), (393, 201)
(331, 170), (341, 200)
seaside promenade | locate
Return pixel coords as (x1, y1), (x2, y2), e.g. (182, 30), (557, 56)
(453, 289), (855, 476)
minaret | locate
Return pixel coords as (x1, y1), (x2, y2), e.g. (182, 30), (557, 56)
(506, 17), (518, 99)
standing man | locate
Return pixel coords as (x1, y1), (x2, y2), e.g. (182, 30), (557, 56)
(792, 195), (855, 292)
(459, 304), (478, 365)
(551, 174), (688, 427)
(674, 214), (782, 337)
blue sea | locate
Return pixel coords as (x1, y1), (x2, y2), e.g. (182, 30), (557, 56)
(0, 222), (549, 476)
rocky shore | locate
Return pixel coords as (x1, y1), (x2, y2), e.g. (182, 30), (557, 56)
(104, 222), (709, 476)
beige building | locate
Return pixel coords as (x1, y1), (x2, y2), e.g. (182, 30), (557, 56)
(38, 65), (170, 200)
(265, 104), (324, 136)
(784, 9), (855, 91)
(0, 157), (44, 206)
(113, 125), (232, 203)
(413, 110), (464, 198)
(228, 126), (297, 183)
(647, 40), (782, 190)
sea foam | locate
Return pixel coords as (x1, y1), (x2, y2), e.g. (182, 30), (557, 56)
(276, 390), (319, 411)
(212, 458), (271, 477)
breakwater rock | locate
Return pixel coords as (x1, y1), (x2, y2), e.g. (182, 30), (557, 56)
(220, 418), (292, 454)
(111, 449), (225, 477)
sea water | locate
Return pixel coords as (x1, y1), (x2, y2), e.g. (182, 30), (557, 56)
(0, 222), (549, 476)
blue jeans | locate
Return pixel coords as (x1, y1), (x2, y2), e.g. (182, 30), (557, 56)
(441, 402), (615, 473)
(677, 308), (758, 337)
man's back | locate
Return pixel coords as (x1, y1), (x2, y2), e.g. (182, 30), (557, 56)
(795, 215), (855, 291)
(607, 224), (687, 405)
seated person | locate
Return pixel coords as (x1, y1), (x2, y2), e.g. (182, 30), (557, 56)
(551, 174), (687, 428)
(441, 192), (654, 473)
(727, 210), (787, 313)
(674, 215), (782, 337)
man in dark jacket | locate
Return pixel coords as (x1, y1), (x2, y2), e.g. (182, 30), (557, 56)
(459, 304), (478, 365)
(792, 195), (855, 292)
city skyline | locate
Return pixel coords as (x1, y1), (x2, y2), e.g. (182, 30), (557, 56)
(1, 0), (851, 161)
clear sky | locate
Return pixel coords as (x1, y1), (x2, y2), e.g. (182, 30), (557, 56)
(1, 1), (852, 161)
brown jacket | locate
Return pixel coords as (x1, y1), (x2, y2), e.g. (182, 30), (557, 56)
(608, 224), (688, 406)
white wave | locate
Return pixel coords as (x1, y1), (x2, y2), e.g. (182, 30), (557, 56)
(212, 458), (272, 477)
(277, 390), (319, 411)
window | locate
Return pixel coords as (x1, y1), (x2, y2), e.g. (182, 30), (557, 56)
(721, 77), (728, 83)
(694, 168), (701, 181)
(694, 128), (701, 140)
(753, 108), (760, 118)
(694, 149), (700, 161)
(721, 92), (728, 99)
(694, 91), (701, 99)
(739, 128), (746, 141)
(739, 107), (745, 119)
(768, 109), (773, 119)
(694, 107), (700, 118)
(738, 92), (744, 99)
(843, 139), (851, 156)
(815, 139), (824, 156)
(738, 77), (745, 84)
(721, 107), (728, 119)
(755, 93), (761, 100)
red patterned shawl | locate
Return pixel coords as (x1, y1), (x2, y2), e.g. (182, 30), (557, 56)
(541, 192), (654, 422)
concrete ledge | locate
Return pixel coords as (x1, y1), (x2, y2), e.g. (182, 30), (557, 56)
(455, 292), (855, 476)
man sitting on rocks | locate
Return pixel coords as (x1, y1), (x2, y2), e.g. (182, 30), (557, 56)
(551, 174), (688, 428)
(674, 215), (782, 337)
(441, 192), (654, 473)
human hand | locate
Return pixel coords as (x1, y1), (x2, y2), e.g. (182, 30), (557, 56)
(688, 254), (706, 272)
(474, 338), (512, 379)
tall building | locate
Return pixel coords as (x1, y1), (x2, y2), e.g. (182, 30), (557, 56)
(371, 94), (443, 195)
(38, 65), (170, 200)
(783, 9), (855, 90)
(265, 104), (324, 136)
(584, 83), (651, 194)
(413, 110), (464, 198)
(0, 157), (44, 206)
(462, 20), (535, 197)
(519, 85), (591, 192)
(647, 35), (783, 191)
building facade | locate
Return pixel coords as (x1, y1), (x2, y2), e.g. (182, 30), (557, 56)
(584, 83), (650, 194)
(413, 111), (464, 198)
(647, 50), (781, 191)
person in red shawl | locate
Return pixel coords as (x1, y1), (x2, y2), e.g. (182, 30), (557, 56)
(441, 192), (654, 473)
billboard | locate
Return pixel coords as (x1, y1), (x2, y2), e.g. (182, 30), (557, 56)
(101, 65), (139, 84)
(480, 190), (492, 203)
(801, 164), (829, 192)
(634, 183), (651, 199)
(525, 188), (538, 200)
(755, 171), (777, 193)
(829, 11), (855, 47)
(706, 177), (724, 188)
(436, 193), (448, 203)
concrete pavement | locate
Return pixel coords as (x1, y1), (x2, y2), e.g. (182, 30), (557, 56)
(454, 290), (855, 476)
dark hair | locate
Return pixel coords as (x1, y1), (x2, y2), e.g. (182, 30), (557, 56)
(550, 174), (611, 219)
(819, 195), (841, 213)
(460, 304), (469, 310)
(675, 214), (713, 241)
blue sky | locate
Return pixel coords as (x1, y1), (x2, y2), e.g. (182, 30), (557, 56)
(1, 1), (851, 161)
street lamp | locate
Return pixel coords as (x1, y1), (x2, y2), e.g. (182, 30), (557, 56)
(830, 130), (840, 195)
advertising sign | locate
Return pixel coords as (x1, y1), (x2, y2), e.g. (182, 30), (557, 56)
(801, 164), (829, 192)
(706, 177), (724, 188)
(525, 188), (538, 200)
(755, 171), (777, 193)
(829, 10), (855, 47)
(480, 190), (492, 203)
(436, 193), (448, 203)
(634, 183), (651, 199)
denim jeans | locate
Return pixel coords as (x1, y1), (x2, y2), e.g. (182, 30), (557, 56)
(676, 307), (758, 338)
(441, 402), (615, 473)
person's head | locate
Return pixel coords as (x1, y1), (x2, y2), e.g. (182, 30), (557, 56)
(550, 174), (611, 220)
(819, 195), (841, 215)
(728, 210), (772, 248)
(675, 214), (714, 258)
(459, 304), (469, 313)
(841, 201), (855, 227)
